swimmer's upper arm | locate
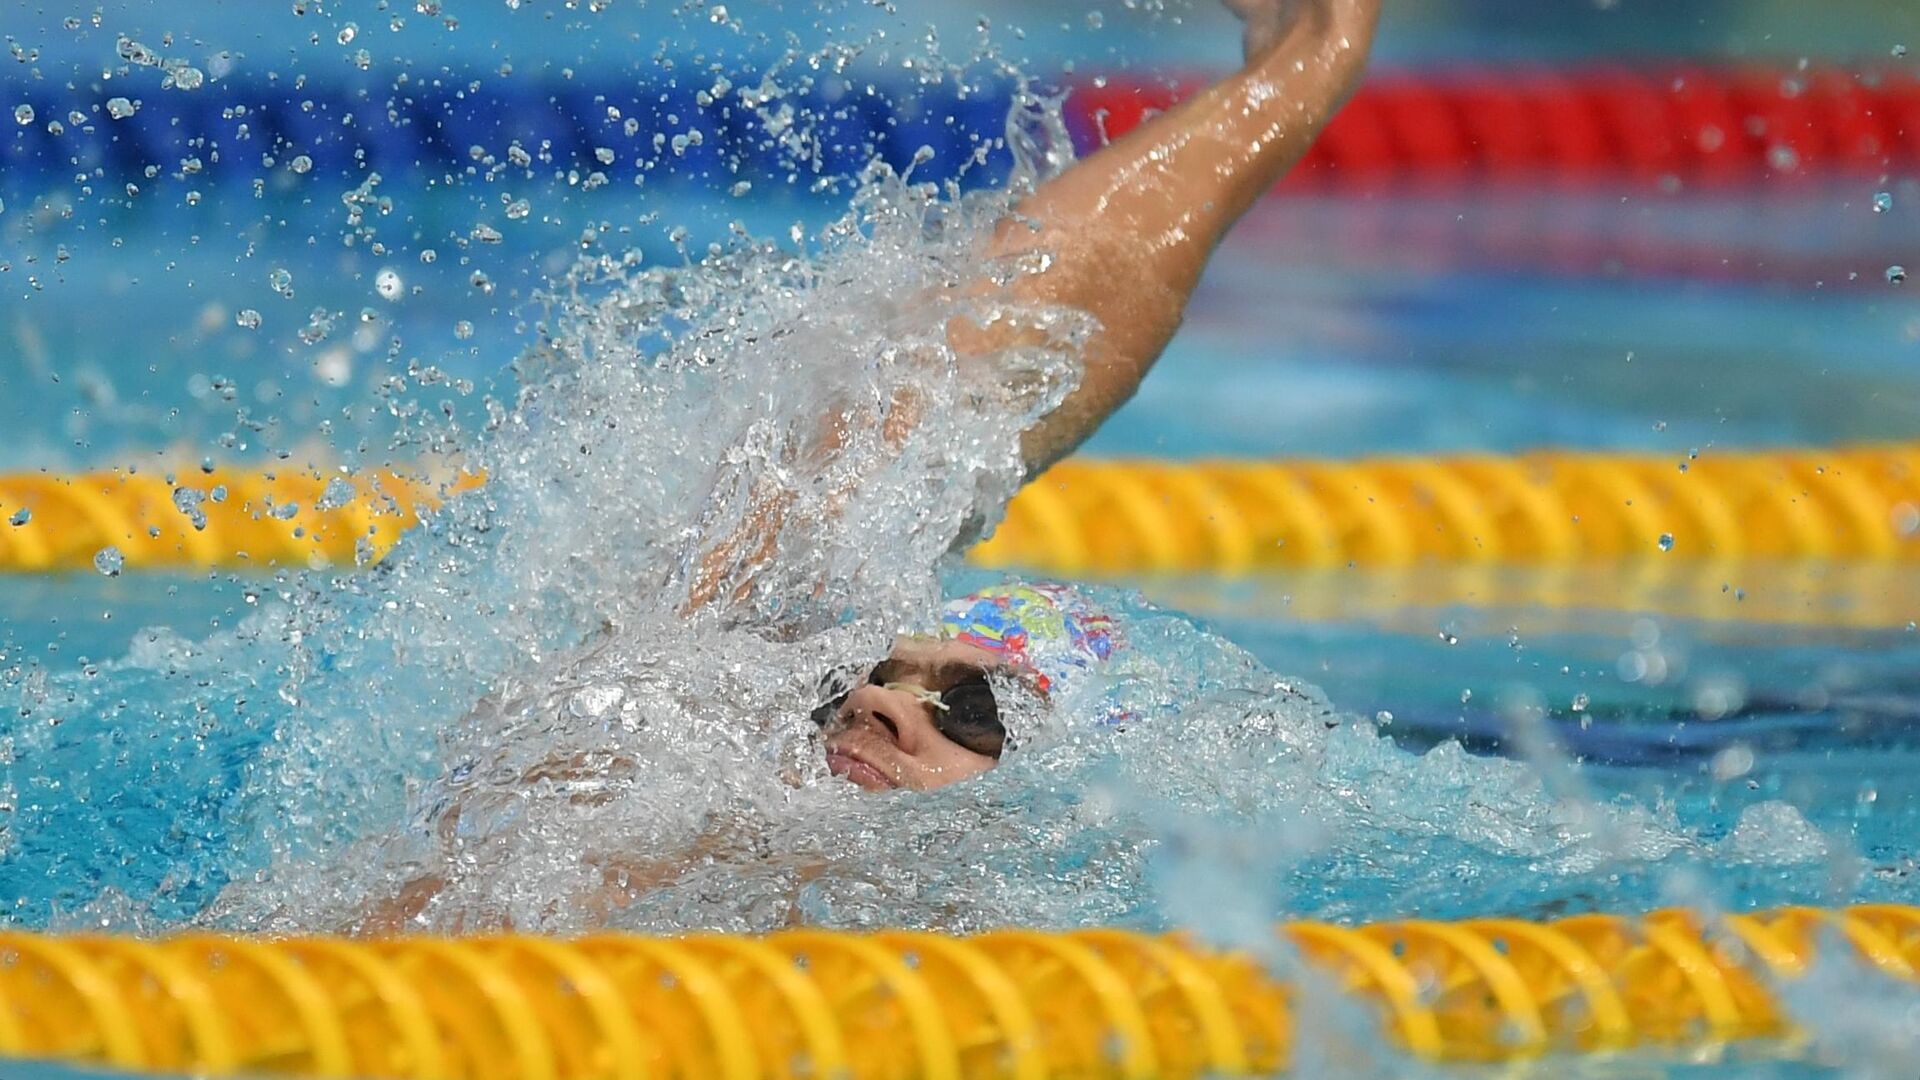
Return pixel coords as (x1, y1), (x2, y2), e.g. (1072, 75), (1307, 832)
(956, 224), (1188, 475)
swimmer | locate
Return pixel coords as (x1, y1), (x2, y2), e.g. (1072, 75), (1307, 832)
(809, 0), (1379, 791)
(351, 0), (1378, 932)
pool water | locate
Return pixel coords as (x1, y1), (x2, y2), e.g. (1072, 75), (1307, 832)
(5, 2), (1920, 1071)
(7, 185), (1920, 934)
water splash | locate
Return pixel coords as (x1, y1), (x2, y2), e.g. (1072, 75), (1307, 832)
(0, 16), (1888, 987)
(14, 91), (1097, 932)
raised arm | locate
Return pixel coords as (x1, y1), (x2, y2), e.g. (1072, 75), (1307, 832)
(683, 1), (1378, 614)
(959, 0), (1381, 474)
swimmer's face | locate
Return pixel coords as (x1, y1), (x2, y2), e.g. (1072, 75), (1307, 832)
(813, 638), (1004, 793)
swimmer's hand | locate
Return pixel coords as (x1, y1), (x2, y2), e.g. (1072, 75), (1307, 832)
(1226, 0), (1380, 65)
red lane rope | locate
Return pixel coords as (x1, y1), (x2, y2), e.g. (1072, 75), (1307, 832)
(1067, 67), (1918, 187)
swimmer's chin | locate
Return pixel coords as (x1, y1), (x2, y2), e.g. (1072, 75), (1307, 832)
(826, 748), (898, 792)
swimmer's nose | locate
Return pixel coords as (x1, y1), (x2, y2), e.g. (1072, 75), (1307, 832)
(841, 685), (906, 744)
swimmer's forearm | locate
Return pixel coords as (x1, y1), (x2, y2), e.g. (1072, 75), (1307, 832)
(1023, 7), (1376, 268)
(987, 1), (1379, 472)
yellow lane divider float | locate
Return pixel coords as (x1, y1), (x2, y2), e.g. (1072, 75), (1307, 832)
(0, 468), (471, 574)
(0, 444), (1916, 575)
(974, 444), (1920, 575)
(0, 905), (1915, 1077)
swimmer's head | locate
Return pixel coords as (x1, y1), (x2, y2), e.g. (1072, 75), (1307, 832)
(811, 637), (1022, 793)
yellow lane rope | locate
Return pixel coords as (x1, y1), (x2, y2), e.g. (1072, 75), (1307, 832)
(0, 905), (1913, 1077)
(0, 468), (471, 573)
(973, 445), (1920, 575)
(0, 444), (1916, 575)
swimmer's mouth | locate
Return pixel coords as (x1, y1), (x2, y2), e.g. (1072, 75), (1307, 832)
(825, 744), (897, 790)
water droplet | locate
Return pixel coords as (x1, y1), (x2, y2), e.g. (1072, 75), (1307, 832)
(7, 508), (30, 527)
(1887, 264), (1908, 285)
(1373, 710), (1393, 726)
(374, 267), (403, 300)
(1710, 744), (1754, 781)
(709, 4), (728, 22)
(470, 270), (494, 294)
(337, 22), (359, 44)
(454, 319), (475, 340)
(298, 308), (334, 345)
(1892, 502), (1920, 538)
(1437, 630), (1458, 645)
(1657, 532), (1675, 552)
(105, 96), (136, 120)
(289, 154), (313, 174)
(172, 487), (208, 530)
(171, 66), (204, 90)
(1896, 43), (1910, 58)
(569, 685), (625, 719)
(419, 248), (437, 264)
(1571, 693), (1590, 712)
(314, 349), (352, 387)
(235, 308), (262, 330)
(316, 477), (356, 511)
(13, 104), (33, 126)
(92, 546), (124, 577)
(268, 267), (294, 296)
(1874, 191), (1894, 214)
(472, 224), (503, 244)
(594, 147), (616, 165)
(504, 198), (530, 220)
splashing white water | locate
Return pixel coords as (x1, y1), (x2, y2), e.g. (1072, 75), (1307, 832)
(208, 94), (1114, 931)
(3, 52), (1826, 953)
(183, 72), (1702, 934)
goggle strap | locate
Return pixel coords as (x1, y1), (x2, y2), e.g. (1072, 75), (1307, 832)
(881, 681), (952, 712)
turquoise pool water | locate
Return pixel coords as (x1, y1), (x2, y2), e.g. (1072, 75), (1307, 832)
(5, 1), (1920, 1072)
(5, 177), (1920, 1073)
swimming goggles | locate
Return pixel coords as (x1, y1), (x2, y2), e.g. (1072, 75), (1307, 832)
(811, 661), (1006, 759)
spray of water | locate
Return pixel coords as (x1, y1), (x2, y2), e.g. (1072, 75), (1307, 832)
(0, 70), (1700, 939)
(1, 28), (1876, 1069)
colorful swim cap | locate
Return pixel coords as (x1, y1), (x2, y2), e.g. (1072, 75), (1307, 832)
(938, 583), (1122, 699)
